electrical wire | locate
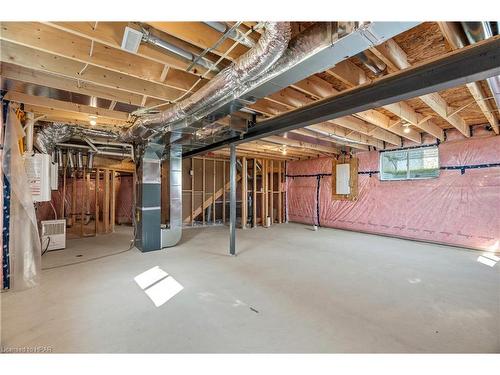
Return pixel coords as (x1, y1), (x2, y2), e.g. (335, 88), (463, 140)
(41, 238), (135, 271)
(41, 236), (51, 256)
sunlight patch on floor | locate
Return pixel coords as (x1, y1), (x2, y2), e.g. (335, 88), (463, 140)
(134, 266), (184, 307)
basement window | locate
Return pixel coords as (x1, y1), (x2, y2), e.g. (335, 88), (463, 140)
(380, 146), (439, 181)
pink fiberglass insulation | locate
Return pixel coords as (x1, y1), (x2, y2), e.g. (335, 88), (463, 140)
(286, 133), (500, 251)
(116, 175), (133, 224)
(36, 175), (133, 225)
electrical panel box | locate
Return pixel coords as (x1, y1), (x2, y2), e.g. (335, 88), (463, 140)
(335, 163), (351, 195)
(41, 219), (66, 251)
(24, 153), (51, 202)
(332, 157), (358, 201)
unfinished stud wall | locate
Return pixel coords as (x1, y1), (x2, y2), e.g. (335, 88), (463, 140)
(162, 156), (286, 228)
(36, 157), (135, 239)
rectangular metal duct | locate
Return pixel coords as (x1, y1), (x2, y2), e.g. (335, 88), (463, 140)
(181, 22), (419, 150)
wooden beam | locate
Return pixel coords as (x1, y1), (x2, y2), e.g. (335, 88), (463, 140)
(202, 159), (205, 225)
(191, 159), (195, 225)
(294, 128), (371, 150)
(95, 169), (100, 234)
(1, 62), (145, 106)
(264, 135), (339, 155)
(261, 159), (265, 227)
(183, 172), (241, 223)
(241, 157), (248, 229)
(291, 75), (338, 99)
(264, 160), (268, 226)
(5, 91), (131, 122)
(20, 105), (127, 128)
(374, 37), (473, 136)
(80, 167), (86, 237)
(242, 142), (320, 158)
(269, 160), (273, 225)
(104, 169), (110, 233)
(326, 60), (370, 87)
(71, 172), (77, 227)
(60, 159), (67, 219)
(222, 160), (226, 223)
(45, 21), (217, 79)
(355, 110), (421, 143)
(0, 22), (201, 89)
(110, 171), (116, 232)
(0, 40), (185, 102)
(214, 148), (300, 161)
(213, 160), (216, 224)
(383, 102), (445, 140)
(324, 55), (423, 143)
(277, 161), (282, 224)
(265, 75), (402, 147)
(253, 159), (257, 228)
(147, 22), (247, 61)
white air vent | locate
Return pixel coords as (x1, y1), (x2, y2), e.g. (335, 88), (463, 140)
(121, 26), (143, 53)
(41, 219), (66, 251)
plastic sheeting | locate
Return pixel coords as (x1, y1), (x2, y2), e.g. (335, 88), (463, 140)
(287, 134), (500, 251)
(2, 107), (41, 290)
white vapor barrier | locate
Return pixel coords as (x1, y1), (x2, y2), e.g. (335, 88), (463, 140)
(3, 107), (41, 290)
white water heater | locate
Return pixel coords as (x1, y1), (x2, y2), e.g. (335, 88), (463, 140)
(24, 153), (51, 202)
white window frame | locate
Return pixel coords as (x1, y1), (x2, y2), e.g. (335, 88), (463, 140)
(379, 146), (440, 181)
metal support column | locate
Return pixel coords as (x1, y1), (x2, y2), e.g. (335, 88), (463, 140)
(229, 144), (236, 255)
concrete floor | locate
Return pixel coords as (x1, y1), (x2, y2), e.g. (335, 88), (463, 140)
(1, 223), (499, 353)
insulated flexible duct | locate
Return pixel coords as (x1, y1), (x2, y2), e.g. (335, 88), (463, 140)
(34, 123), (119, 154)
(123, 22), (291, 141)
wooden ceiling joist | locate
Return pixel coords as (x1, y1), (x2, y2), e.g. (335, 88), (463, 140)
(22, 105), (127, 127)
(4, 91), (131, 123)
(44, 21), (218, 78)
(292, 128), (369, 150)
(373, 37), (471, 137)
(147, 22), (249, 61)
(263, 135), (339, 155)
(1, 62), (145, 106)
(438, 22), (499, 134)
(0, 41), (182, 103)
(305, 123), (383, 150)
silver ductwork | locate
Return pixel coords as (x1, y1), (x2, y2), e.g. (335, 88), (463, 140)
(461, 22), (500, 111)
(34, 123), (120, 154)
(204, 22), (256, 48)
(124, 22), (291, 141)
(174, 21), (419, 153)
(356, 51), (386, 75)
(161, 144), (182, 248)
(141, 28), (220, 73)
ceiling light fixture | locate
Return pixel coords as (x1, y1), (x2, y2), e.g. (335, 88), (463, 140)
(402, 120), (411, 134)
(89, 115), (97, 126)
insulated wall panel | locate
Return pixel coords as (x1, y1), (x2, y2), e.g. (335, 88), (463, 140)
(287, 134), (500, 251)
